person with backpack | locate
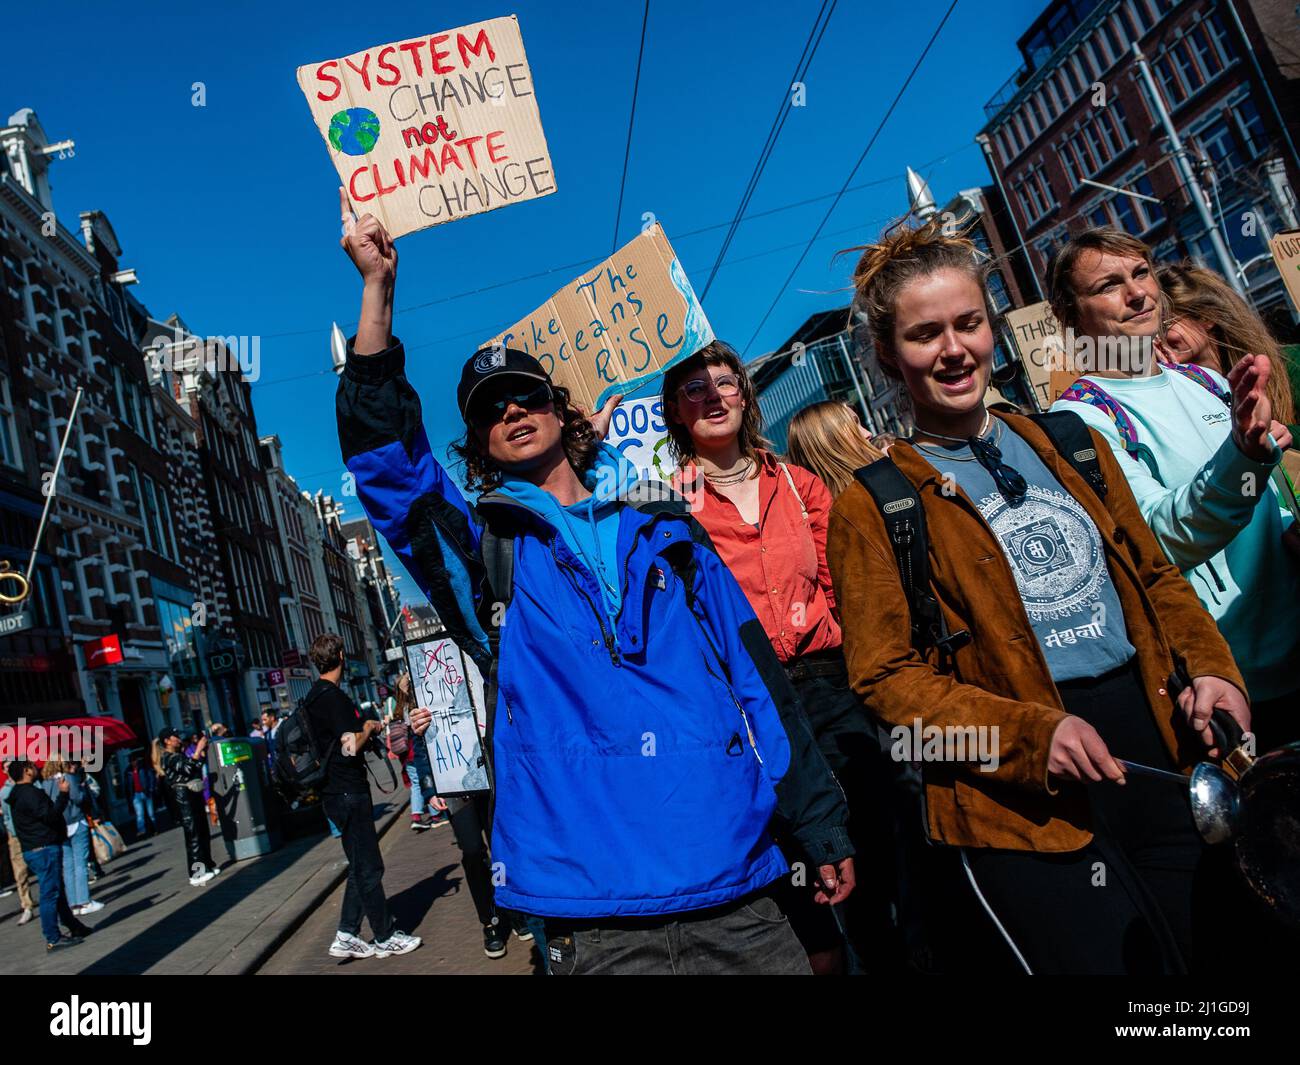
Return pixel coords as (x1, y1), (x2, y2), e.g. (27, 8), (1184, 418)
(334, 190), (853, 975)
(1047, 229), (1300, 751)
(826, 220), (1252, 975)
(301, 633), (421, 961)
(159, 728), (220, 887)
(658, 344), (895, 974)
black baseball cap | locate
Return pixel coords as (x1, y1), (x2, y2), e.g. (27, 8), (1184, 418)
(457, 345), (551, 423)
(157, 727), (181, 743)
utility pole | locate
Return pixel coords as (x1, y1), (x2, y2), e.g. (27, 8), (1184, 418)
(976, 133), (1046, 301)
(1131, 43), (1248, 299)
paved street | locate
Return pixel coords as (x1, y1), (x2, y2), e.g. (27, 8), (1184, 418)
(257, 808), (540, 976)
(0, 766), (411, 975)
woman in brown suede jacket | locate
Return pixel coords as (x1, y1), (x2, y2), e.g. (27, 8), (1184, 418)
(825, 221), (1252, 975)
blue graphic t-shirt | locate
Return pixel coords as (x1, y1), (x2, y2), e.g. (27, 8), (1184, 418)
(918, 422), (1136, 682)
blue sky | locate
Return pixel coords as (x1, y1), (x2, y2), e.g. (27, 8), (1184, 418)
(5, 0), (1044, 600)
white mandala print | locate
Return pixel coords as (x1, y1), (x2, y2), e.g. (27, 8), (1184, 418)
(977, 485), (1106, 621)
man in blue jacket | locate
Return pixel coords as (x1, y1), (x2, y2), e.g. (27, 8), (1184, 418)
(333, 193), (854, 975)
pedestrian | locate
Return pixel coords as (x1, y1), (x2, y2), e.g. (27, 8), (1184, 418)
(388, 681), (431, 832)
(159, 728), (220, 886)
(303, 633), (421, 961)
(39, 762), (102, 917)
(660, 348), (893, 974)
(1047, 229), (1300, 751)
(150, 737), (177, 826)
(0, 770), (36, 925)
(4, 761), (93, 951)
(826, 218), (1252, 974)
(335, 195), (853, 975)
(73, 763), (106, 884)
(127, 751), (157, 837)
(260, 710), (281, 768)
(786, 401), (887, 497)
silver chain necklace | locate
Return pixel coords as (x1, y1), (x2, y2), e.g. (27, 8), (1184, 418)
(703, 458), (754, 486)
(914, 411), (991, 446)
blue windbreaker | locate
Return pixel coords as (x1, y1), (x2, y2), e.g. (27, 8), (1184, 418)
(337, 339), (851, 919)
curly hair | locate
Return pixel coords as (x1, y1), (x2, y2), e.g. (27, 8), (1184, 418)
(661, 340), (772, 466)
(847, 218), (992, 376)
(450, 384), (602, 493)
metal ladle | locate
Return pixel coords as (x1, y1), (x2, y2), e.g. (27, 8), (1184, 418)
(1117, 759), (1240, 844)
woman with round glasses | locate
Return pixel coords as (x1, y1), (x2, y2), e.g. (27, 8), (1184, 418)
(825, 220), (1253, 974)
(660, 342), (897, 974)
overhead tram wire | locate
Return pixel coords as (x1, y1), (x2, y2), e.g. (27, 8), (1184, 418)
(741, 0), (961, 356)
(610, 0), (652, 254)
(698, 0), (838, 302)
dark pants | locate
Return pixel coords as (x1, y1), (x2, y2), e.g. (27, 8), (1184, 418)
(446, 793), (497, 927)
(963, 661), (1215, 974)
(23, 844), (80, 946)
(176, 789), (215, 876)
(785, 649), (905, 969)
(324, 791), (394, 942)
(546, 891), (812, 975)
(1249, 689), (1300, 753)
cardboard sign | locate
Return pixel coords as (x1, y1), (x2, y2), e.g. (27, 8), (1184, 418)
(1004, 301), (1065, 412)
(1269, 229), (1300, 315)
(605, 396), (676, 481)
(488, 225), (714, 412)
(297, 16), (556, 239)
(404, 635), (489, 795)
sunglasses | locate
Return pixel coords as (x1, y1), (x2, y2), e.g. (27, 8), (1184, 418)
(677, 373), (741, 404)
(469, 382), (554, 426)
(968, 433), (1029, 505)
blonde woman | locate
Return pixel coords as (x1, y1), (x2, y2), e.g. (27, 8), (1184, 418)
(786, 401), (886, 497)
(1157, 262), (1296, 425)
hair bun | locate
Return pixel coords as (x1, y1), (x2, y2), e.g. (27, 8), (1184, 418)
(849, 218), (977, 294)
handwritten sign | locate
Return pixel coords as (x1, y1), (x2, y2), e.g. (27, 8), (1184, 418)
(1004, 300), (1066, 412)
(1270, 229), (1300, 315)
(488, 224), (714, 412)
(605, 396), (676, 481)
(296, 16), (555, 239)
(403, 635), (488, 795)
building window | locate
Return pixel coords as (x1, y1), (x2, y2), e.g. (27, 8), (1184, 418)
(0, 371), (21, 470)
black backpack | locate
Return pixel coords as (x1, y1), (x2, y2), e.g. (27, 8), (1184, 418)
(273, 689), (331, 797)
(855, 411), (1108, 667)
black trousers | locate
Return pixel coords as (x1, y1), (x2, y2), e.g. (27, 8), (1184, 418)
(784, 649), (905, 968)
(175, 789), (215, 876)
(962, 660), (1214, 974)
(324, 791), (395, 941)
(446, 793), (497, 927)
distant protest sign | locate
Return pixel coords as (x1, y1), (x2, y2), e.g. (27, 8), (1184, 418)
(296, 16), (555, 239)
(1270, 229), (1300, 315)
(1005, 300), (1066, 411)
(488, 224), (714, 412)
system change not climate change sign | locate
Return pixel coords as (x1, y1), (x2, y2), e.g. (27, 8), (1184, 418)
(297, 15), (556, 238)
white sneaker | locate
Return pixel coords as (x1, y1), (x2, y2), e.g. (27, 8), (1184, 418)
(76, 900), (105, 915)
(17, 907), (34, 926)
(189, 870), (217, 887)
(373, 930), (422, 958)
(328, 932), (376, 959)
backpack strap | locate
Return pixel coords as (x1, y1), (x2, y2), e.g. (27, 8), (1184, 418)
(1027, 410), (1108, 501)
(477, 521), (515, 659)
(852, 461), (970, 667)
(778, 462), (809, 521)
(1056, 378), (1141, 455)
(1162, 360), (1231, 404)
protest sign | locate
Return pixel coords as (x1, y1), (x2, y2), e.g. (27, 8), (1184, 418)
(605, 396), (676, 481)
(404, 635), (488, 795)
(1269, 229), (1300, 315)
(487, 224), (714, 412)
(1004, 300), (1065, 411)
(296, 16), (555, 239)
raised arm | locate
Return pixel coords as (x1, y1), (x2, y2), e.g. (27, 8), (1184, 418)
(334, 190), (489, 662)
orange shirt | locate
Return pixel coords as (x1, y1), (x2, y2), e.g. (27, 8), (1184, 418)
(675, 451), (841, 663)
